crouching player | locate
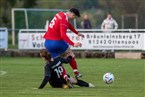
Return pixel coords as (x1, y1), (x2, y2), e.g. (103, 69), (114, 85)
(38, 49), (94, 89)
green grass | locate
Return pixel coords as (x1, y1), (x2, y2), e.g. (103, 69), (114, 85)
(0, 57), (145, 97)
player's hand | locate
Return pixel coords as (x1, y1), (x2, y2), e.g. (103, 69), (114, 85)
(64, 75), (69, 81)
(77, 33), (84, 38)
(73, 42), (82, 47)
(65, 78), (74, 88)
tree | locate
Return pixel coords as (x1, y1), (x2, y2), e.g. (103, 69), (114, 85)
(0, 0), (38, 27)
(22, 0), (37, 8)
(99, 0), (145, 28)
(0, 0), (17, 26)
(113, 0), (145, 28)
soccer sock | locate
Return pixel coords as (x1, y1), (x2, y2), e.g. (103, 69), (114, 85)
(69, 57), (79, 75)
(76, 80), (89, 87)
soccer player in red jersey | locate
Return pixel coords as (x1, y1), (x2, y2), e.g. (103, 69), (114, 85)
(43, 8), (84, 78)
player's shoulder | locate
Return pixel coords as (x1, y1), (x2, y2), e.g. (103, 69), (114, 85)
(58, 11), (64, 14)
(55, 56), (63, 61)
(57, 12), (65, 18)
(44, 62), (51, 69)
(50, 57), (62, 65)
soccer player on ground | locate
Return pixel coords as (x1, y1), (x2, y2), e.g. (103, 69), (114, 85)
(43, 8), (84, 78)
(38, 49), (94, 89)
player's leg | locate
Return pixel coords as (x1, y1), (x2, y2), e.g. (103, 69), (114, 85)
(61, 47), (82, 78)
(62, 66), (74, 89)
(49, 81), (65, 88)
(76, 80), (94, 87)
(49, 77), (68, 88)
(45, 40), (82, 78)
(44, 40), (68, 58)
(69, 77), (94, 87)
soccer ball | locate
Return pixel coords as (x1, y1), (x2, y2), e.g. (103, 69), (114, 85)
(103, 73), (114, 84)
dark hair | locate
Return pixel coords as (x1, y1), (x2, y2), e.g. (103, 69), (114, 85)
(69, 8), (80, 17)
(40, 49), (51, 62)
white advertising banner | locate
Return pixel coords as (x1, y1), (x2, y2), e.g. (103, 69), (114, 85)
(18, 32), (145, 50)
(18, 33), (45, 49)
(68, 33), (144, 50)
(0, 28), (8, 49)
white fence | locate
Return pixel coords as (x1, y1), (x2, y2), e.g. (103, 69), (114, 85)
(0, 28), (8, 50)
(18, 29), (145, 50)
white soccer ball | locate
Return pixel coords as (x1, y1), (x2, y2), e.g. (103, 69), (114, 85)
(103, 73), (114, 84)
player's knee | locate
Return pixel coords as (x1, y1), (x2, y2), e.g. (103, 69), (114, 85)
(66, 48), (75, 57)
(60, 48), (75, 58)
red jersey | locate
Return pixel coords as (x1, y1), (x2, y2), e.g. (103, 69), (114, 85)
(44, 12), (78, 46)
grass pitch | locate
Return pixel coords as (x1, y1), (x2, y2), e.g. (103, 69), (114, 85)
(0, 57), (144, 97)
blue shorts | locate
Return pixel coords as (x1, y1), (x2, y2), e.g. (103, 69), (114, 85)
(45, 40), (69, 58)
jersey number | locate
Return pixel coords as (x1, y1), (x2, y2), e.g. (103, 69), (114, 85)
(54, 66), (63, 78)
(49, 17), (57, 28)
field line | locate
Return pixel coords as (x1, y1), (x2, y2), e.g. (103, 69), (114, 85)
(0, 70), (7, 76)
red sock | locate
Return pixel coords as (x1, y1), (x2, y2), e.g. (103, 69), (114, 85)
(69, 57), (79, 75)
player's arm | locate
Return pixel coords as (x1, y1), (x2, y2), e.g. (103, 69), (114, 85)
(114, 20), (118, 29)
(38, 65), (51, 89)
(68, 22), (84, 38)
(62, 67), (68, 80)
(101, 20), (105, 29)
(59, 56), (72, 64)
(38, 76), (50, 89)
(60, 23), (75, 46)
(60, 25), (83, 47)
(68, 22), (78, 34)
